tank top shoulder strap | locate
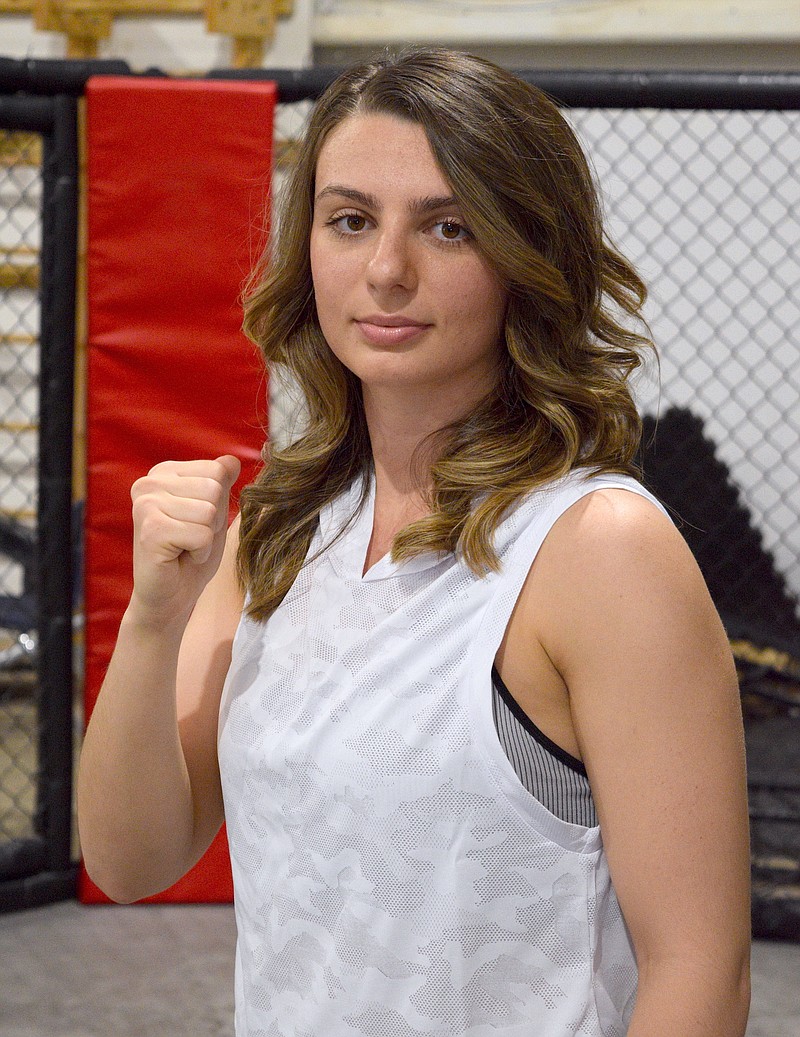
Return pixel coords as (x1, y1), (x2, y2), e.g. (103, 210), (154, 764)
(477, 470), (669, 664)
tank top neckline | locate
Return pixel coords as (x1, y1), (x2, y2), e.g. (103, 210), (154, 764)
(319, 474), (447, 583)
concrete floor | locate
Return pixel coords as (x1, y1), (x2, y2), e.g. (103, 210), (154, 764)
(0, 902), (798, 1036)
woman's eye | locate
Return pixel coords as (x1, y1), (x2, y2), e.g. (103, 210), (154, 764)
(433, 219), (471, 242)
(330, 213), (367, 234)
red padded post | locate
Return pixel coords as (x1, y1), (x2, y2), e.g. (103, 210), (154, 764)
(80, 77), (276, 903)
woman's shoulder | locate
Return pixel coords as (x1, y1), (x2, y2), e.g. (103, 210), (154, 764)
(505, 467), (671, 548)
(531, 472), (710, 635)
(501, 466), (701, 634)
(558, 467), (667, 515)
(554, 471), (671, 537)
(547, 472), (686, 571)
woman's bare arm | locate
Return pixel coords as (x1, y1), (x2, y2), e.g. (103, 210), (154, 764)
(77, 456), (243, 903)
(534, 490), (751, 1036)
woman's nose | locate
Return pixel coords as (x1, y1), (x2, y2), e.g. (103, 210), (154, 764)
(366, 227), (416, 292)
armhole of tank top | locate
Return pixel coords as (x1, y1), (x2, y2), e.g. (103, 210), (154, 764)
(465, 473), (658, 849)
(483, 474), (668, 782)
(491, 664), (588, 777)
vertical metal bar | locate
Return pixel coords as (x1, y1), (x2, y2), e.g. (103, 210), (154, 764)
(37, 94), (77, 874)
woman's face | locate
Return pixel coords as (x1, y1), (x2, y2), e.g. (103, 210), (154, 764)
(310, 113), (508, 407)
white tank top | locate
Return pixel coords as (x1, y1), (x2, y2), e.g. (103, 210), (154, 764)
(218, 470), (667, 1037)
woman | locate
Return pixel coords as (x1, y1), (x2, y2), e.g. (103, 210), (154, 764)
(78, 48), (751, 1036)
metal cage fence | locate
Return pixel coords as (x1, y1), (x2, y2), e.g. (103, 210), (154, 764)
(557, 109), (800, 935)
(0, 127), (41, 858)
(0, 86), (76, 911)
(573, 105), (800, 654)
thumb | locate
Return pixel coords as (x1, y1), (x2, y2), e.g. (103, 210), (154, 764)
(210, 455), (242, 535)
(215, 454), (242, 491)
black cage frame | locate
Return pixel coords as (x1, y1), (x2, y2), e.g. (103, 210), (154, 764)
(0, 86), (77, 910)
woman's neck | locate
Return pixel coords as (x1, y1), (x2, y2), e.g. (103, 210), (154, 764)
(361, 379), (483, 501)
(360, 387), (454, 565)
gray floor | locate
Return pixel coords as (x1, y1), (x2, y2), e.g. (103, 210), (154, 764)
(1, 901), (798, 1036)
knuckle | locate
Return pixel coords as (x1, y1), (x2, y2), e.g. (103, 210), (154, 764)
(131, 476), (151, 502)
(198, 499), (217, 525)
(208, 478), (226, 505)
(197, 526), (214, 548)
(131, 489), (156, 518)
(133, 471), (166, 500)
(137, 508), (167, 543)
(208, 461), (228, 487)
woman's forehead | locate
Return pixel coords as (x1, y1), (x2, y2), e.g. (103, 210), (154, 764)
(314, 113), (451, 198)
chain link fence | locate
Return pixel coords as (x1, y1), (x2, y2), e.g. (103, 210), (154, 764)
(0, 86), (76, 910)
(563, 106), (800, 936)
(0, 128), (41, 859)
(564, 106), (800, 936)
(573, 106), (800, 651)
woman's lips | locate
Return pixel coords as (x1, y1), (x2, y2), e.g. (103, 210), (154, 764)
(354, 318), (432, 345)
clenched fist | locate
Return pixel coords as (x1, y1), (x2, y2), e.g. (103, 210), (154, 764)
(130, 455), (241, 626)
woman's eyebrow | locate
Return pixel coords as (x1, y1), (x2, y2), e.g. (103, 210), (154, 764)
(314, 185), (379, 209)
(314, 185), (460, 216)
(410, 195), (460, 216)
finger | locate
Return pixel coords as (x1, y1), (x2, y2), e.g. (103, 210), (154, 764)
(132, 458), (242, 540)
(134, 461), (239, 511)
(136, 511), (215, 565)
(132, 475), (218, 505)
(132, 484), (221, 532)
(155, 495), (218, 529)
(142, 457), (240, 491)
(213, 455), (242, 491)
(186, 537), (216, 566)
(210, 456), (242, 530)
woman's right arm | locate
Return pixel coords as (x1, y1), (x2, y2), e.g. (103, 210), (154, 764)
(77, 455), (243, 903)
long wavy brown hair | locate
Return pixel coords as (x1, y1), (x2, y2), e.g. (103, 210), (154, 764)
(238, 47), (653, 620)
